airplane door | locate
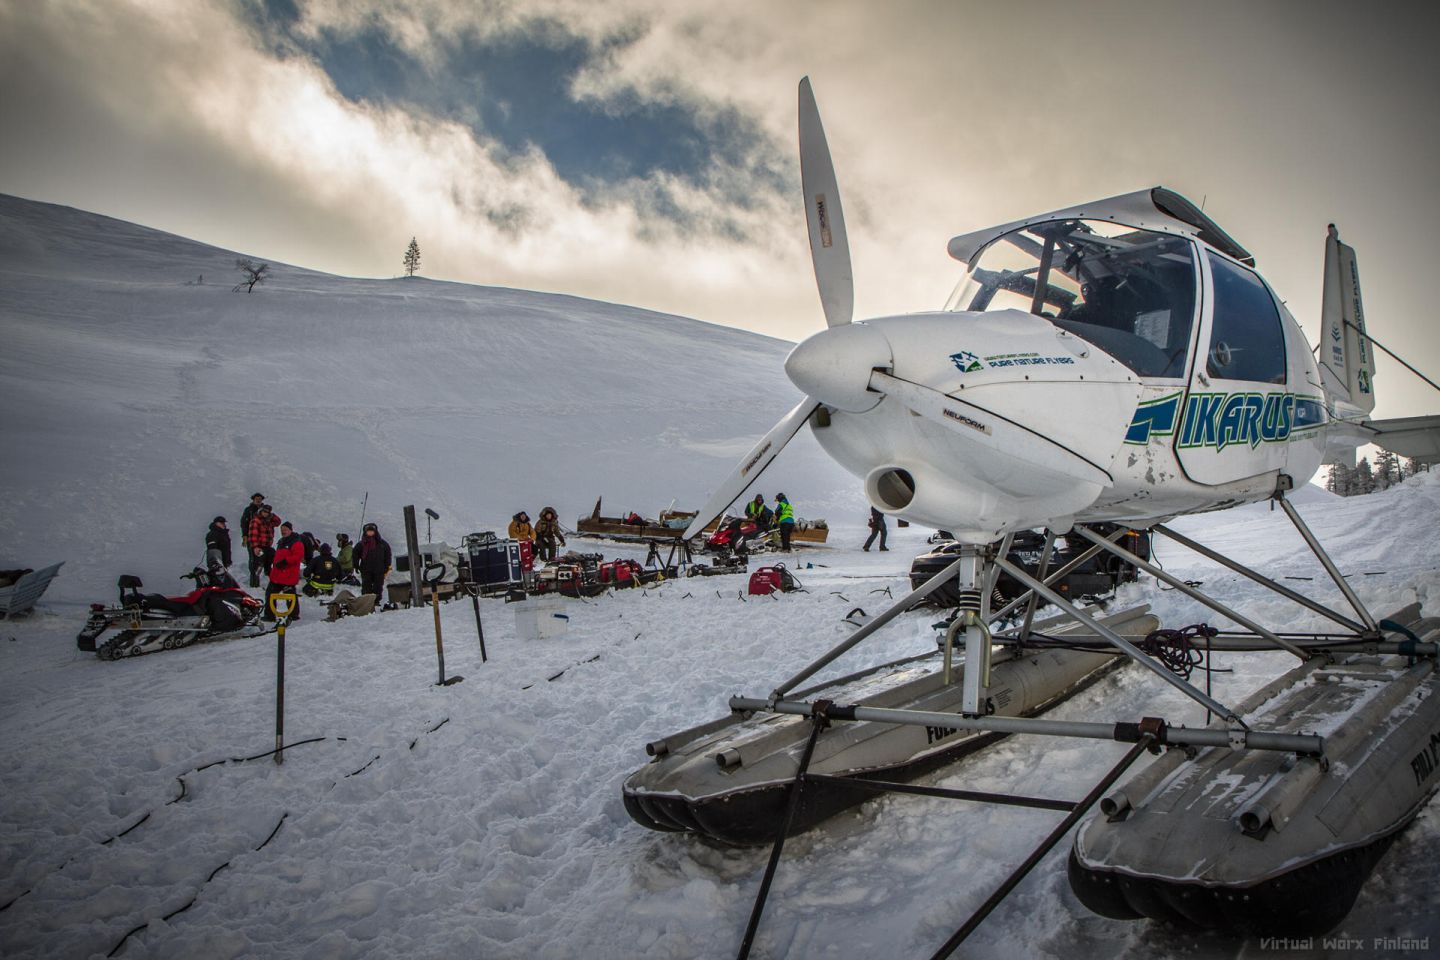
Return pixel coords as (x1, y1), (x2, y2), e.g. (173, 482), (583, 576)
(1174, 250), (1295, 485)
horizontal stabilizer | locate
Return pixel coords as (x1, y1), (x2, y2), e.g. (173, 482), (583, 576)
(1355, 415), (1440, 465)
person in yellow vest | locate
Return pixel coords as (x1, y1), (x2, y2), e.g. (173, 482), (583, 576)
(744, 494), (773, 531)
(774, 493), (795, 551)
(508, 511), (535, 545)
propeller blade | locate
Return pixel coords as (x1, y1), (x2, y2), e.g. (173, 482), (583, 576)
(684, 397), (822, 540)
(869, 370), (1113, 486)
(799, 77), (853, 328)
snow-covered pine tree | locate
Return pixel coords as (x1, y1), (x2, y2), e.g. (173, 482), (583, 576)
(1328, 461), (1353, 496)
(403, 237), (421, 277)
(1374, 449), (1401, 490)
(1352, 457), (1376, 496)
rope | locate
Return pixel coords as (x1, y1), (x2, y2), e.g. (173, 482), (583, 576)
(1137, 624), (1217, 682)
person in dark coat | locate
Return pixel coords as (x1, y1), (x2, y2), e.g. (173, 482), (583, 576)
(299, 531), (319, 566)
(534, 506), (566, 562)
(303, 543), (342, 596)
(353, 522), (392, 602)
(864, 506), (889, 552)
(205, 516), (232, 570)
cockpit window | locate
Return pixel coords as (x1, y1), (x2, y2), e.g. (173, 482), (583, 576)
(1205, 251), (1287, 384)
(946, 220), (1198, 379)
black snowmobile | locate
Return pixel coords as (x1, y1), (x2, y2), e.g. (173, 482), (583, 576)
(77, 566), (267, 660)
(909, 525), (1147, 609)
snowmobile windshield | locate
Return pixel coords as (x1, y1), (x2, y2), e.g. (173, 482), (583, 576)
(945, 220), (1199, 379)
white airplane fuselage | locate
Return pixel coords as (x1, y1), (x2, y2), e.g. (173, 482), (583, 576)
(793, 262), (1327, 543)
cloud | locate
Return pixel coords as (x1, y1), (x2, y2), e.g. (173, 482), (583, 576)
(1, 0), (826, 338)
(2, 0), (1437, 419)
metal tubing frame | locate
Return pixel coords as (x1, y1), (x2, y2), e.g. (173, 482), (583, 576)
(928, 738), (1154, 959)
(988, 526), (1130, 629)
(1275, 495), (1381, 634)
(737, 715), (826, 960)
(802, 773), (1076, 812)
(994, 554), (1242, 722)
(1203, 635), (1436, 655)
(1153, 523), (1369, 634)
(1018, 529), (1057, 642)
(771, 555), (967, 698)
(728, 695), (1320, 753)
(1069, 526), (1312, 663)
(773, 530), (1127, 701)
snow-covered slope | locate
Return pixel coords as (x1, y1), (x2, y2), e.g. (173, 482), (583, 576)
(0, 193), (859, 602)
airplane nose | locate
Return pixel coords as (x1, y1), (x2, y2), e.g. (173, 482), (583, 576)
(784, 322), (892, 413)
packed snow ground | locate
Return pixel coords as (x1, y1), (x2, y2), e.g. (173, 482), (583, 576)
(3, 196), (1438, 958)
(2, 473), (1438, 959)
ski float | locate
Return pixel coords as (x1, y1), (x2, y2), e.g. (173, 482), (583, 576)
(1071, 604), (1440, 936)
(631, 75), (1440, 952)
(626, 602), (1157, 845)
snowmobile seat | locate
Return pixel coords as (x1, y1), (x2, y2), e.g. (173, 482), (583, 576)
(136, 593), (195, 615)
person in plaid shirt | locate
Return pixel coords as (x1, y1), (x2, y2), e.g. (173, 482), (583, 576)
(246, 504), (282, 588)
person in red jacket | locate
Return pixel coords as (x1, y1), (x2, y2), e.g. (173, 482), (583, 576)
(265, 522), (305, 621)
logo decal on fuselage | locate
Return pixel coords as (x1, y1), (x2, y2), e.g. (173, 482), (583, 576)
(949, 350), (1076, 374)
(1125, 391), (1326, 450)
(950, 351), (983, 372)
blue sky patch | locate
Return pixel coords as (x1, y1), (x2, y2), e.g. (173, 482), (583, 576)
(246, 5), (787, 232)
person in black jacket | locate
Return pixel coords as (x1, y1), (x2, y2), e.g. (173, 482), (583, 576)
(863, 506), (888, 552)
(353, 522), (392, 602)
(205, 517), (232, 570)
(303, 543), (342, 596)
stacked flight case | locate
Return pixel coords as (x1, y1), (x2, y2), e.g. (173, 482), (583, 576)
(459, 533), (524, 594)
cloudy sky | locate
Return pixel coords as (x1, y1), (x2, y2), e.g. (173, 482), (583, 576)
(2, 0), (1436, 419)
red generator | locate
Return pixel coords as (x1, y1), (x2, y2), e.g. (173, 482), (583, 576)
(747, 565), (796, 596)
(600, 559), (642, 588)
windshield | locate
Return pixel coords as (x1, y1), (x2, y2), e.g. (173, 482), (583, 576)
(946, 220), (1198, 378)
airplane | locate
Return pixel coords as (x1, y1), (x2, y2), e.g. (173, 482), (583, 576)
(644, 79), (1440, 945)
(683, 78), (1439, 551)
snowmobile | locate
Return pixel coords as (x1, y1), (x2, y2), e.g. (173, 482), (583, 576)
(910, 525), (1146, 610)
(77, 566), (267, 660)
(703, 515), (769, 556)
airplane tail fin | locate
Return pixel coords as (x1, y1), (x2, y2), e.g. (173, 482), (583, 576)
(1317, 224), (1376, 417)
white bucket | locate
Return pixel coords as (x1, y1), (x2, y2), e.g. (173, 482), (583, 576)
(514, 595), (570, 640)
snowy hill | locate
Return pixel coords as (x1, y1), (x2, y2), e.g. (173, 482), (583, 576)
(0, 193), (859, 601)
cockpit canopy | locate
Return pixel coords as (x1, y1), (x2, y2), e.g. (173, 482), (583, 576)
(946, 220), (1198, 379)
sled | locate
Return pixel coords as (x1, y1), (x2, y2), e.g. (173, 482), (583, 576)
(574, 497), (691, 542)
(0, 562), (63, 619)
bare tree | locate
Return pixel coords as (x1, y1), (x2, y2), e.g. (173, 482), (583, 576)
(233, 258), (269, 293)
(403, 237), (421, 277)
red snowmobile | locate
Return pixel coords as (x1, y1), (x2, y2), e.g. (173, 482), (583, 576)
(77, 566), (266, 660)
(703, 515), (770, 556)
